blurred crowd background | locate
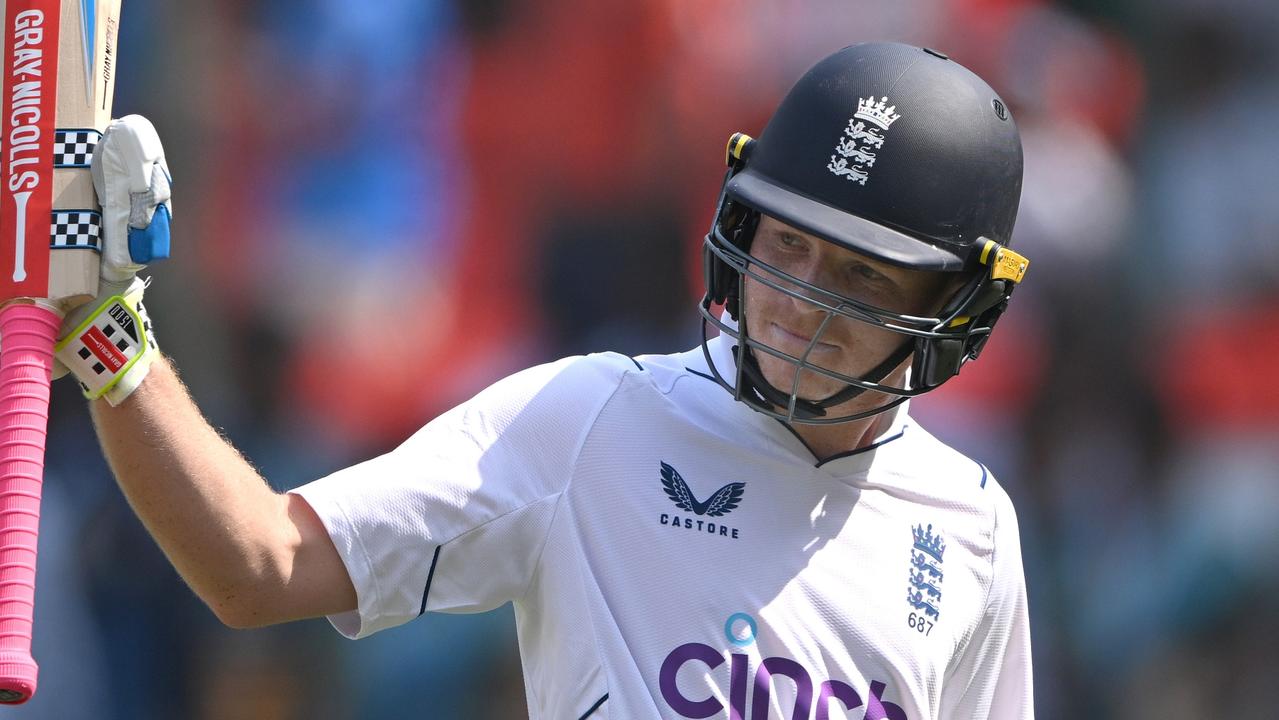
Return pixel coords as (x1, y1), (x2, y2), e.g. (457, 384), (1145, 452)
(12, 0), (1279, 717)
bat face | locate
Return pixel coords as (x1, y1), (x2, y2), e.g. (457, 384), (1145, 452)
(0, 1), (61, 305)
(0, 0), (120, 310)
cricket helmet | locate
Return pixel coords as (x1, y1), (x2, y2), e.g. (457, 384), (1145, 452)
(701, 42), (1030, 424)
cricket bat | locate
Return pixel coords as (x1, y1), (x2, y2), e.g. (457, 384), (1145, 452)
(0, 0), (122, 703)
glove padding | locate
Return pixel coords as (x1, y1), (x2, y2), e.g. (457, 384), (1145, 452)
(54, 276), (158, 405)
(53, 115), (171, 404)
(91, 114), (172, 282)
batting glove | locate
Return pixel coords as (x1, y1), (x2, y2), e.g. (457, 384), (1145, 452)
(53, 115), (171, 405)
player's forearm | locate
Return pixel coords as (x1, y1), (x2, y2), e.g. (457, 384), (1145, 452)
(89, 354), (295, 624)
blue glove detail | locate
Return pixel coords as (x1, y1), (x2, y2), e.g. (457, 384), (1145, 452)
(128, 204), (171, 264)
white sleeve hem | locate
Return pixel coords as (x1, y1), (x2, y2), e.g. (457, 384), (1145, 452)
(288, 484), (386, 640)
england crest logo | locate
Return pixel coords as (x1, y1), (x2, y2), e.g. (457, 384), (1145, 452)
(827, 95), (901, 186)
(906, 523), (946, 623)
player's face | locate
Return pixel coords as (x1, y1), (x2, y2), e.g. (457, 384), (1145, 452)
(741, 215), (955, 404)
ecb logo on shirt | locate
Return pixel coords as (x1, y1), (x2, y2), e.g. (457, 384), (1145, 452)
(906, 523), (946, 632)
(658, 461), (744, 540)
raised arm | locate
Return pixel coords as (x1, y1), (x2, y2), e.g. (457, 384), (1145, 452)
(90, 355), (356, 628)
(54, 116), (354, 629)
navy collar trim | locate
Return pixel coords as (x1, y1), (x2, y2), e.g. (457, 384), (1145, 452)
(813, 426), (908, 467)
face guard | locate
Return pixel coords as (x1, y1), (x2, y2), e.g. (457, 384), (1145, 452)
(699, 133), (1030, 425)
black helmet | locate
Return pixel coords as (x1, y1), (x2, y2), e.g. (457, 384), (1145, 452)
(701, 42), (1030, 424)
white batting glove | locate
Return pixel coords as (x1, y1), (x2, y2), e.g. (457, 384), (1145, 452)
(53, 115), (171, 405)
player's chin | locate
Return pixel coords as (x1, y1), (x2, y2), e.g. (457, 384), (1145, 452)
(757, 355), (847, 400)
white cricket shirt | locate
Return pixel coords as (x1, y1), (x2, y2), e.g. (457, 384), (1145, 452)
(292, 335), (1034, 719)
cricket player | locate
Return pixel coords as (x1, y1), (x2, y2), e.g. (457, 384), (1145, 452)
(64, 42), (1033, 718)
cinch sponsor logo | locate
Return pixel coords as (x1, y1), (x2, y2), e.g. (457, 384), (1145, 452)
(658, 461), (744, 540)
(659, 613), (909, 720)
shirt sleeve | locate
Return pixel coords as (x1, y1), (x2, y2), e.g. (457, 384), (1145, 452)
(289, 353), (631, 639)
(940, 480), (1035, 719)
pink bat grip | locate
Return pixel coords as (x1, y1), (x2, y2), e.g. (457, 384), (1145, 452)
(0, 303), (58, 704)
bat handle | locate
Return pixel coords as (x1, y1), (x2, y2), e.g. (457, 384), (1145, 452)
(0, 303), (58, 704)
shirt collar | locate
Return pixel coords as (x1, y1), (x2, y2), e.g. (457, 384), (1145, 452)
(687, 332), (912, 475)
